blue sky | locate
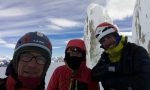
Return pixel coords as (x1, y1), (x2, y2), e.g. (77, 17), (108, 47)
(0, 0), (136, 58)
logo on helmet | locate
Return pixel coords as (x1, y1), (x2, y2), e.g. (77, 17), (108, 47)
(37, 32), (44, 37)
(33, 40), (45, 44)
(22, 35), (31, 44)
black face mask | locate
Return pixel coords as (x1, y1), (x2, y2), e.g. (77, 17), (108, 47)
(65, 55), (83, 71)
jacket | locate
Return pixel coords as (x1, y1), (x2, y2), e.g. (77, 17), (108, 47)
(91, 41), (150, 90)
(47, 61), (100, 90)
(0, 78), (6, 90)
(0, 75), (45, 90)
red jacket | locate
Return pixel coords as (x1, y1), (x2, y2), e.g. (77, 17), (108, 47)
(47, 61), (100, 90)
(0, 75), (44, 90)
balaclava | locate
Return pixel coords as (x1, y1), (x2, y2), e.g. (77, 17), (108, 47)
(64, 39), (86, 71)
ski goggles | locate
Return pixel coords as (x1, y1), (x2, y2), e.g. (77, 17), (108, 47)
(66, 47), (84, 57)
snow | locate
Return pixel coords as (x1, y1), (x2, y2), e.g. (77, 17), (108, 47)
(84, 3), (113, 69)
(0, 67), (6, 78)
(132, 0), (150, 54)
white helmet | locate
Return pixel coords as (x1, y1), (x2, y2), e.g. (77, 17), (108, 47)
(95, 22), (118, 42)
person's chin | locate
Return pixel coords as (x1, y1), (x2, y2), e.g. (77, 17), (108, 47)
(104, 45), (115, 50)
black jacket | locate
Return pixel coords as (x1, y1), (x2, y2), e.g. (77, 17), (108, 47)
(0, 78), (6, 90)
(91, 42), (150, 90)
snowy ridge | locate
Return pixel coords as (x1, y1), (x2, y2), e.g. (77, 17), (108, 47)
(51, 56), (64, 63)
(0, 56), (11, 67)
(0, 56), (64, 67)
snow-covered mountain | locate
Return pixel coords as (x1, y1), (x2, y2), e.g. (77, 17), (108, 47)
(51, 56), (64, 62)
(0, 56), (11, 67)
(0, 56), (64, 67)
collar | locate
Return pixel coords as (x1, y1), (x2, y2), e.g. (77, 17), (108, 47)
(6, 75), (42, 90)
(105, 35), (126, 62)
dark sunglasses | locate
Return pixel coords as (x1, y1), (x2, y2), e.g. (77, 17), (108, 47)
(66, 47), (84, 57)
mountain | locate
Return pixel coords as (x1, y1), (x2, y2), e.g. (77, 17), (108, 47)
(0, 56), (64, 67)
(51, 56), (64, 63)
(0, 56), (11, 67)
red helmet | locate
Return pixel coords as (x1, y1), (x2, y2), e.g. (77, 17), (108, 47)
(12, 31), (52, 77)
(95, 22), (118, 42)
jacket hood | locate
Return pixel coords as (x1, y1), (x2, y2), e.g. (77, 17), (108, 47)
(66, 39), (86, 51)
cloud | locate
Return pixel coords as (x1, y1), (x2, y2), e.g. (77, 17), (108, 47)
(90, 0), (107, 6)
(0, 7), (32, 17)
(106, 0), (136, 20)
(0, 39), (15, 48)
(120, 27), (132, 32)
(49, 18), (82, 28)
(0, 0), (88, 57)
(4, 43), (15, 48)
(53, 47), (62, 49)
(0, 30), (24, 38)
(0, 0), (86, 38)
(46, 25), (63, 30)
(0, 39), (6, 44)
(119, 32), (132, 36)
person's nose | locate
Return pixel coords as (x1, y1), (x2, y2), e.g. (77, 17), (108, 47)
(27, 58), (37, 67)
